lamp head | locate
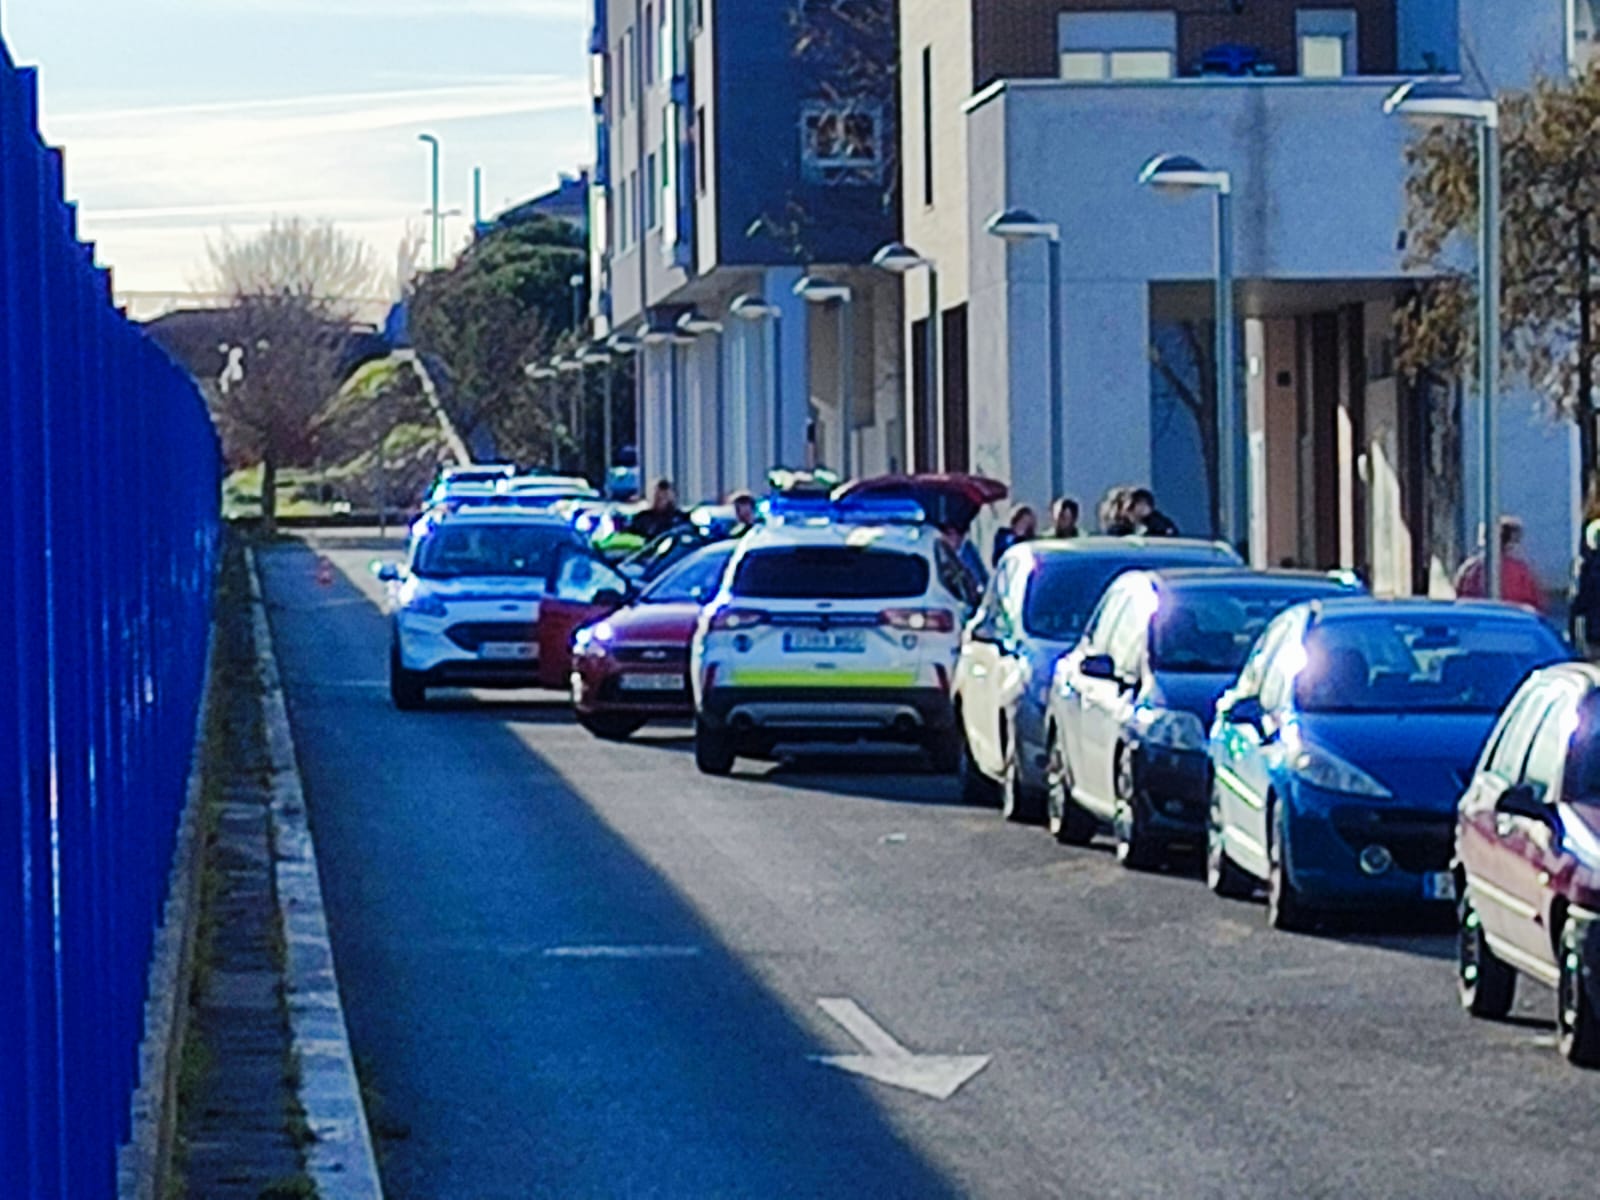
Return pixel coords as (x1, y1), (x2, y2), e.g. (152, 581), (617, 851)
(1137, 154), (1231, 195)
(678, 311), (725, 336)
(607, 332), (643, 353)
(1383, 79), (1499, 127)
(793, 275), (853, 305)
(730, 293), (781, 321)
(985, 208), (1061, 242)
(872, 241), (932, 274)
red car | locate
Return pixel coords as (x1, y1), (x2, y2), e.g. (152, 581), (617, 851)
(568, 540), (738, 739)
(1456, 662), (1600, 1065)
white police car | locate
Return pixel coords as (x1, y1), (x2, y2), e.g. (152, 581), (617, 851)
(379, 508), (584, 709)
(689, 497), (978, 775)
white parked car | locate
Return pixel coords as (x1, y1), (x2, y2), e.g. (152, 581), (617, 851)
(688, 499), (976, 775)
(380, 508), (584, 709)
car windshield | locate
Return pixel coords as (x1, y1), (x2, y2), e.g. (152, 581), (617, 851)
(1152, 584), (1349, 674)
(1294, 614), (1564, 713)
(414, 524), (567, 580)
(733, 546), (930, 600)
(643, 543), (735, 604)
(1022, 548), (1237, 640)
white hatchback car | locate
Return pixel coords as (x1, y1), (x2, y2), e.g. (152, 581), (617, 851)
(689, 500), (977, 775)
(380, 508), (584, 708)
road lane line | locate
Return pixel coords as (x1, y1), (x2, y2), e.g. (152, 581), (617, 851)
(542, 945), (704, 959)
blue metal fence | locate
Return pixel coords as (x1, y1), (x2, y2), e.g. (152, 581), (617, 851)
(2, 29), (221, 1200)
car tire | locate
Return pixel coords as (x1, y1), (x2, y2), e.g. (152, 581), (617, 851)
(694, 718), (737, 776)
(1457, 887), (1515, 1019)
(1557, 918), (1600, 1066)
(1046, 727), (1096, 846)
(1112, 748), (1162, 871)
(578, 713), (646, 741)
(389, 641), (427, 711)
(1266, 798), (1314, 933)
(1000, 749), (1046, 825)
(1206, 788), (1254, 899)
(954, 715), (1000, 805)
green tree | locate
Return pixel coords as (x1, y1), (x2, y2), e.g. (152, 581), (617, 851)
(1399, 69), (1600, 485)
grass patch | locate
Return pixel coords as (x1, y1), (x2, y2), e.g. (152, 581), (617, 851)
(256, 1177), (317, 1200)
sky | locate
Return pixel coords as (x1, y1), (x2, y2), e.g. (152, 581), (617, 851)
(1, 0), (592, 301)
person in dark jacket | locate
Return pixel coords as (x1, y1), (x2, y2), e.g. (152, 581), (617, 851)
(1050, 497), (1082, 539)
(992, 505), (1038, 564)
(628, 479), (687, 540)
(1130, 488), (1179, 537)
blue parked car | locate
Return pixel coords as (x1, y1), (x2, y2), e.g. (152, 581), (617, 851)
(1207, 599), (1568, 930)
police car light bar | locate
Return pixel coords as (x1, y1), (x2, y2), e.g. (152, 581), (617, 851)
(764, 493), (927, 526)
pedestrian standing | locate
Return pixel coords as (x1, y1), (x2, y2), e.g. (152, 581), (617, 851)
(1573, 480), (1600, 653)
(1100, 486), (1137, 536)
(1129, 487), (1179, 537)
(1455, 517), (1545, 612)
(1050, 497), (1082, 539)
(992, 505), (1038, 565)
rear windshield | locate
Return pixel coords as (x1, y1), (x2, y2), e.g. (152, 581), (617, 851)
(1152, 584), (1350, 674)
(1295, 614), (1565, 713)
(732, 546), (930, 600)
(1023, 548), (1237, 640)
(414, 524), (568, 580)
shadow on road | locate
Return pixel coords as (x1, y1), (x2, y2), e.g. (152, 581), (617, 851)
(259, 540), (961, 1200)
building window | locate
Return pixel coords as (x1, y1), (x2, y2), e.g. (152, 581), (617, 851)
(631, 169), (641, 244)
(1297, 9), (1357, 77)
(643, 6), (654, 87)
(921, 46), (934, 207)
(1059, 11), (1176, 81)
(645, 153), (658, 229)
(800, 102), (883, 186)
(1578, 0), (1600, 73)
(696, 104), (708, 194)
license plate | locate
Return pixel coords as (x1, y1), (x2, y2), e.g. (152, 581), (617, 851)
(783, 630), (866, 654)
(1423, 871), (1457, 901)
(480, 642), (537, 661)
(620, 672), (685, 692)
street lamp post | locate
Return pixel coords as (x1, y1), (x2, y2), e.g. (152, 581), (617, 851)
(874, 242), (940, 472)
(985, 210), (1064, 501)
(1385, 80), (1502, 598)
(679, 311), (727, 497)
(418, 133), (441, 269)
(793, 276), (855, 478)
(526, 363), (559, 469)
(557, 354), (584, 473)
(569, 273), (586, 336)
(1137, 155), (1239, 551)
(731, 294), (783, 473)
(582, 346), (615, 484)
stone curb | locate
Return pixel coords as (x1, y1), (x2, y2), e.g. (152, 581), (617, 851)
(248, 549), (385, 1199)
(117, 623), (218, 1200)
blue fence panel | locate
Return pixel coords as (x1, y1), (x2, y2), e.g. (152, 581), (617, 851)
(2, 27), (222, 1200)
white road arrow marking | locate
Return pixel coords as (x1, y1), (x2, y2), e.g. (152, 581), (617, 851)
(810, 997), (991, 1100)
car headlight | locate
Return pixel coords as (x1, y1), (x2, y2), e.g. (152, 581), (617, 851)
(403, 593), (448, 619)
(1130, 706), (1208, 752)
(1289, 743), (1391, 799)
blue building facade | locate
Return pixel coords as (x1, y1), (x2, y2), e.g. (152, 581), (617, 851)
(589, 0), (903, 499)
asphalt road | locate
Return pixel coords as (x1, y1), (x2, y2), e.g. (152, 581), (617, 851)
(261, 530), (1600, 1200)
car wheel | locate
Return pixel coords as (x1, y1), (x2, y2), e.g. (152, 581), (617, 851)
(694, 717), (736, 776)
(1206, 787), (1254, 899)
(388, 641), (426, 711)
(1046, 727), (1096, 846)
(577, 713), (646, 741)
(1000, 749), (1046, 824)
(1457, 887), (1515, 1019)
(1112, 748), (1162, 871)
(1266, 798), (1314, 932)
(1557, 918), (1600, 1066)
(954, 715), (1000, 805)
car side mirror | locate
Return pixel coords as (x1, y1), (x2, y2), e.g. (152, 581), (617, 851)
(1226, 696), (1265, 729)
(1497, 782), (1557, 826)
(967, 619), (1001, 646)
(375, 563), (402, 583)
(1081, 653), (1120, 683)
(593, 587), (627, 610)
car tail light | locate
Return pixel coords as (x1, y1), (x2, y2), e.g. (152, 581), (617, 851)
(879, 608), (955, 633)
(709, 607), (769, 632)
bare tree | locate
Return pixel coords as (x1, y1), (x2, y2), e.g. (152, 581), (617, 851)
(202, 218), (383, 533)
(1150, 320), (1221, 537)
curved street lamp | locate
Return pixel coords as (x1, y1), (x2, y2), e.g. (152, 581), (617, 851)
(793, 276), (855, 477)
(985, 208), (1064, 499)
(875, 241), (939, 472)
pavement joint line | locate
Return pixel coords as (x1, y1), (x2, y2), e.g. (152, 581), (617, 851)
(249, 548), (385, 1200)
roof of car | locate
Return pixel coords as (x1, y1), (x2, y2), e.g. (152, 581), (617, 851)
(429, 507), (575, 527)
(1021, 535), (1238, 560)
(1528, 661), (1600, 690)
(739, 519), (936, 552)
(1306, 596), (1549, 621)
(1149, 567), (1359, 592)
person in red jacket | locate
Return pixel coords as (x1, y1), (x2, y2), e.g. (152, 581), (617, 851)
(1455, 517), (1545, 612)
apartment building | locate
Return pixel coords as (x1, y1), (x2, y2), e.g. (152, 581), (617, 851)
(901, 0), (1583, 590)
(587, 0), (902, 500)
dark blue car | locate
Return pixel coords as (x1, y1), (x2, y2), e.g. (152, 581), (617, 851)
(1207, 599), (1568, 930)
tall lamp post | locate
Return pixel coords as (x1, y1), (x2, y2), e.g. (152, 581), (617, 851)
(1136, 155), (1240, 552)
(581, 345), (615, 484)
(557, 354), (585, 473)
(1385, 79), (1502, 598)
(731, 294), (783, 473)
(418, 133), (441, 269)
(525, 364), (559, 469)
(793, 276), (855, 478)
(985, 210), (1064, 501)
(569, 272), (587, 335)
(874, 242), (940, 472)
